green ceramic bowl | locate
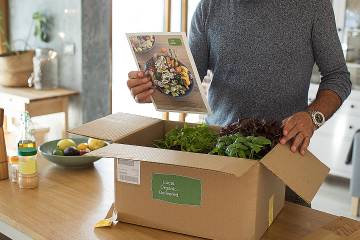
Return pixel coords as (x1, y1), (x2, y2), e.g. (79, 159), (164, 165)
(39, 138), (106, 168)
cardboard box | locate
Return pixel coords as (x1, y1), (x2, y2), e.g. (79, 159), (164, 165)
(70, 112), (330, 240)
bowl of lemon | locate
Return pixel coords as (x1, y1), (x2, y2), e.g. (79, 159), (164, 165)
(39, 138), (108, 168)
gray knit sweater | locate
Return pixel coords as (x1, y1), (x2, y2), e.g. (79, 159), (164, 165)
(189, 0), (352, 126)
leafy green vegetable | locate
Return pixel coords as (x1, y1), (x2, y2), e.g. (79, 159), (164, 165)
(209, 134), (272, 160)
(155, 123), (273, 160)
(154, 124), (218, 154)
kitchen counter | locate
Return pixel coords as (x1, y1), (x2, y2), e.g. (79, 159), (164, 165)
(0, 157), (345, 240)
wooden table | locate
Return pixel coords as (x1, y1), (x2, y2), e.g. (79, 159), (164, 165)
(0, 156), (352, 240)
(0, 86), (77, 135)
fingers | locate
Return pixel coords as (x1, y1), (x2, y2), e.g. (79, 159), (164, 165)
(300, 137), (310, 156)
(280, 124), (299, 144)
(127, 71), (149, 89)
(135, 89), (154, 103)
(280, 112), (315, 155)
(128, 71), (144, 79)
(282, 117), (296, 136)
(291, 133), (305, 153)
(131, 81), (153, 97)
(127, 76), (151, 89)
(127, 71), (153, 104)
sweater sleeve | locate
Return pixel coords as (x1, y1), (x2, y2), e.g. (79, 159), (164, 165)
(312, 0), (352, 103)
(189, 0), (209, 81)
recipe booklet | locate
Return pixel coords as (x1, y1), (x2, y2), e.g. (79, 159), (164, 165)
(126, 32), (210, 114)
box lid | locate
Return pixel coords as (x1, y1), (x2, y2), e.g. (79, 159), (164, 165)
(68, 113), (161, 142)
(260, 144), (330, 203)
(87, 143), (257, 177)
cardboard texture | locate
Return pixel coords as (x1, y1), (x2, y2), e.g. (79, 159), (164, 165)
(69, 112), (329, 240)
(261, 144), (330, 203)
(69, 112), (161, 142)
(87, 143), (257, 177)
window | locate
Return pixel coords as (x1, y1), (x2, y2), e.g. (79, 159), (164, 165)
(112, 0), (202, 121)
(112, 0), (164, 118)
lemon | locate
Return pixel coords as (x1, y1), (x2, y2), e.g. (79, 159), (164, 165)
(57, 139), (76, 151)
(88, 138), (106, 151)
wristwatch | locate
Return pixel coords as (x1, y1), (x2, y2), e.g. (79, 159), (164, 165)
(308, 110), (325, 129)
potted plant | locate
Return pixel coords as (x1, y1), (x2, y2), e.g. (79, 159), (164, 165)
(0, 10), (50, 87)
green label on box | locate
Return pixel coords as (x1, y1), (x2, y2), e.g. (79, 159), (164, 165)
(152, 173), (201, 206)
(168, 38), (182, 46)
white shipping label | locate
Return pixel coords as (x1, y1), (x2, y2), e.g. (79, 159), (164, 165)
(117, 159), (140, 185)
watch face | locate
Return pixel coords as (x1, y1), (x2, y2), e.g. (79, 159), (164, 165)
(314, 112), (324, 124)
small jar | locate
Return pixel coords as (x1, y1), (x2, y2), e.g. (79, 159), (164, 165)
(8, 156), (19, 183)
(18, 172), (39, 189)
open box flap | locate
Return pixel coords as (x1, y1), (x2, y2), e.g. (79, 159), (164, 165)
(87, 143), (257, 177)
(260, 144), (330, 203)
(68, 112), (161, 142)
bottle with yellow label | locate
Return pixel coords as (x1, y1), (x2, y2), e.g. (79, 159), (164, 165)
(18, 111), (38, 189)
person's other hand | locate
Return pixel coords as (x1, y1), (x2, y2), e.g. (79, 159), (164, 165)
(127, 71), (154, 103)
(280, 112), (316, 155)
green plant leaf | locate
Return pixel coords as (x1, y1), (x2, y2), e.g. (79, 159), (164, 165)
(154, 124), (218, 154)
(154, 124), (273, 161)
(252, 136), (272, 146)
(32, 11), (51, 42)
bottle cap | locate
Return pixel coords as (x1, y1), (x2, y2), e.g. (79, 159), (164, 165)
(8, 156), (19, 163)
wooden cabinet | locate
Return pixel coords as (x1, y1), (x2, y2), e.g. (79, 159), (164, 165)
(308, 83), (360, 178)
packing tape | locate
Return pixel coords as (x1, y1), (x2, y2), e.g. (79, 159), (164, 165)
(268, 194), (274, 227)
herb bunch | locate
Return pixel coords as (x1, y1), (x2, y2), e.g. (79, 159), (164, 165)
(220, 118), (282, 146)
(154, 124), (218, 154)
(210, 134), (272, 159)
(155, 119), (282, 160)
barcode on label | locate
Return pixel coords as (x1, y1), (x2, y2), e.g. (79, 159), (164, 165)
(119, 175), (138, 183)
(117, 159), (140, 185)
(118, 159), (134, 166)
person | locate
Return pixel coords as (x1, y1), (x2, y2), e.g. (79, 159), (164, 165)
(127, 0), (352, 206)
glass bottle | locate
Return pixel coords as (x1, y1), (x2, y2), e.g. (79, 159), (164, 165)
(18, 112), (39, 189)
(31, 48), (59, 90)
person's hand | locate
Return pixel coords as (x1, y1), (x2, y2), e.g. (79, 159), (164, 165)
(280, 112), (316, 155)
(127, 71), (154, 103)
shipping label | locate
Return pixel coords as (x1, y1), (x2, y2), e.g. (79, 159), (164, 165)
(117, 159), (140, 185)
(152, 173), (202, 206)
